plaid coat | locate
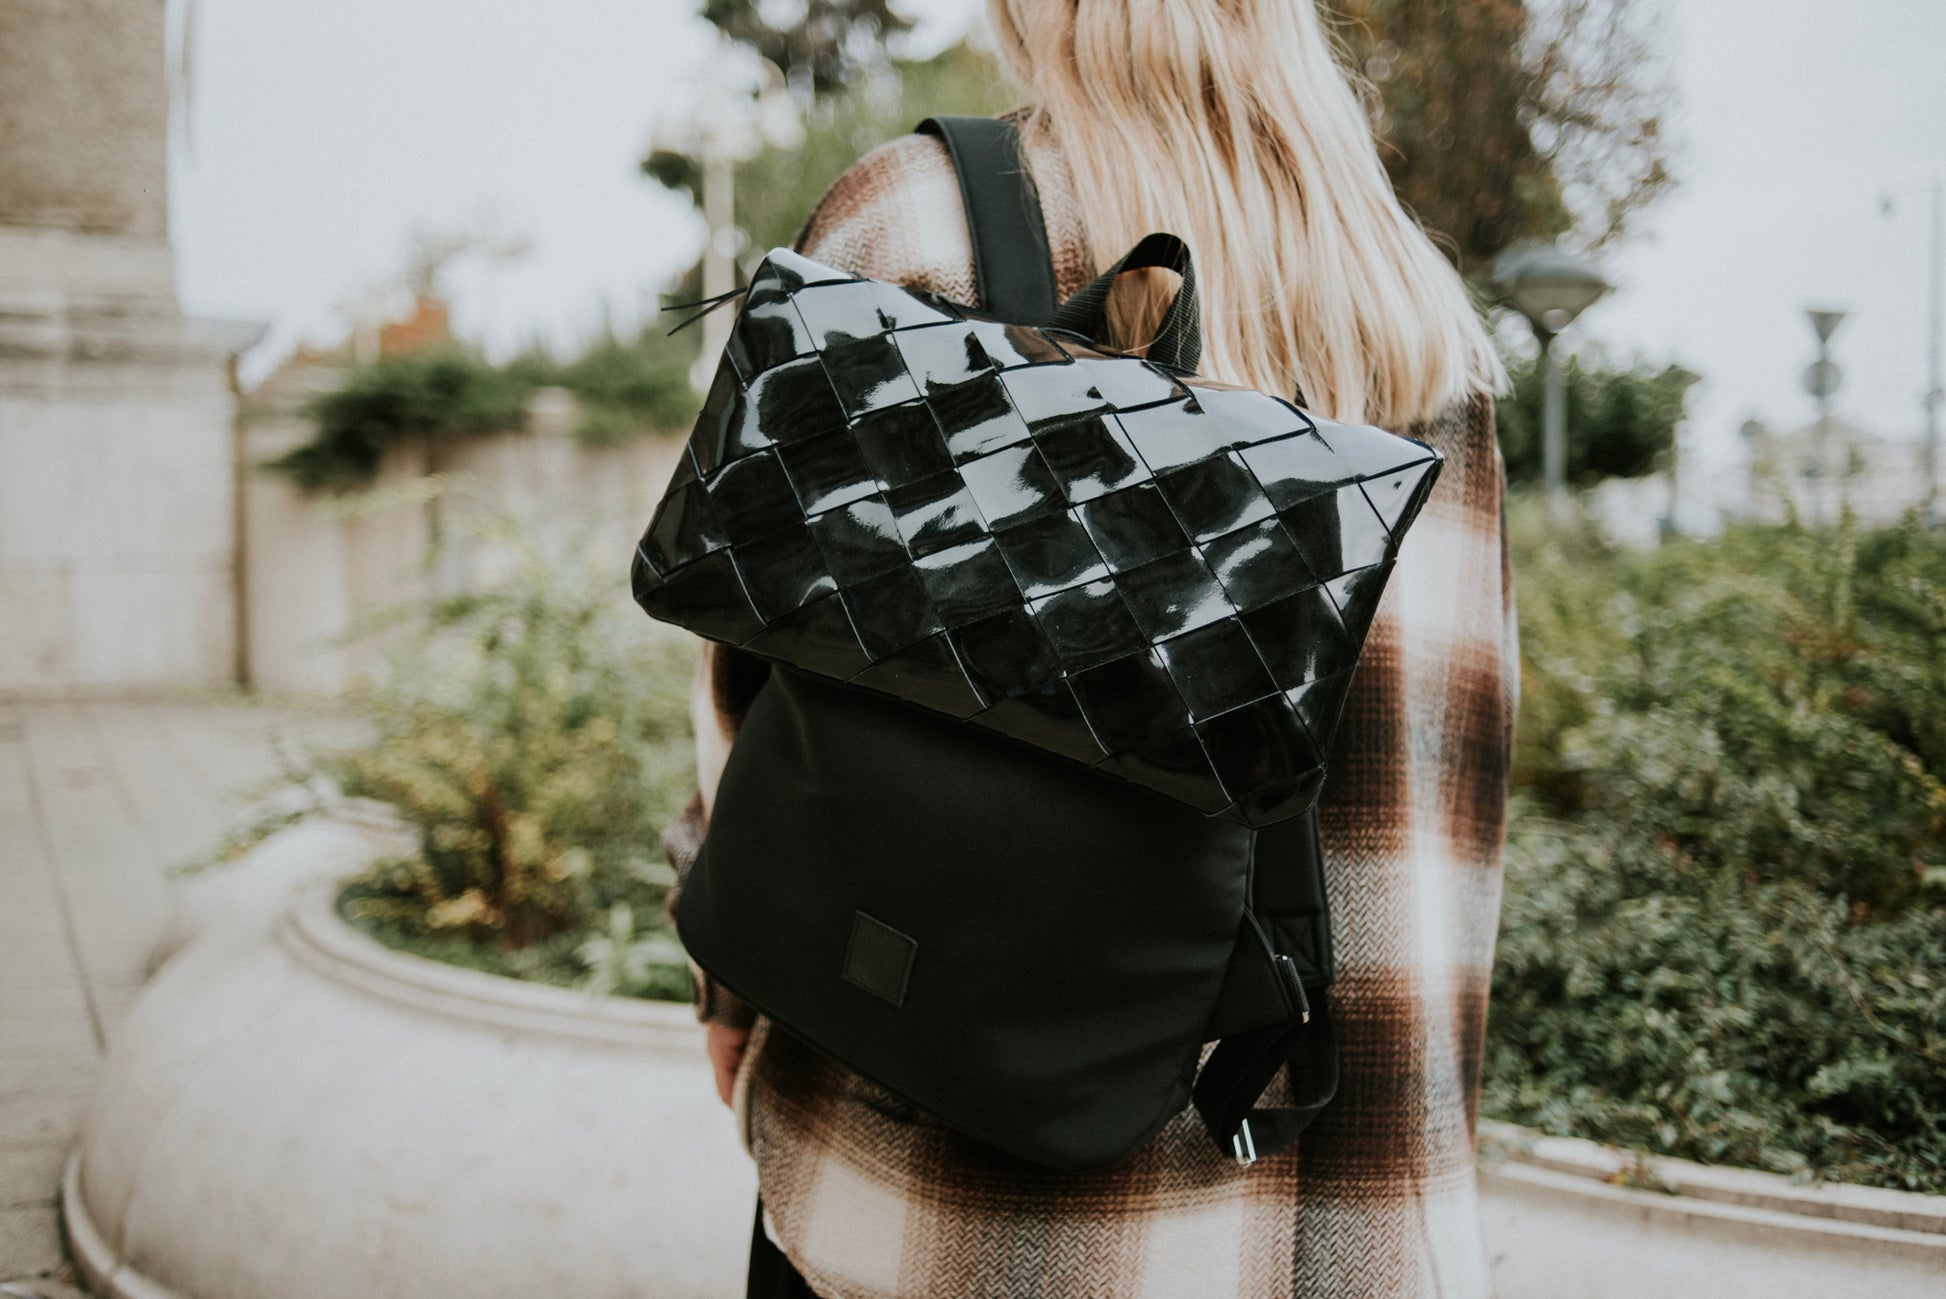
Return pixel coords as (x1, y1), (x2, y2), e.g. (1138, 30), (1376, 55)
(662, 116), (1519, 1299)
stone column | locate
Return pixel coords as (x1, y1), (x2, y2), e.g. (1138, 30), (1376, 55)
(0, 0), (263, 693)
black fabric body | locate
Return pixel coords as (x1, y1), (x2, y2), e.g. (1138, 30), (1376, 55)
(663, 116), (1358, 1171)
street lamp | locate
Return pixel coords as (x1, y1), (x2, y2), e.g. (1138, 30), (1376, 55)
(648, 41), (801, 393)
(1802, 306), (1848, 527)
(1492, 240), (1613, 515)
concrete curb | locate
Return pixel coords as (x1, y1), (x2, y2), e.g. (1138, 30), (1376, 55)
(1478, 1120), (1946, 1298)
(61, 874), (751, 1299)
(279, 881), (703, 1051)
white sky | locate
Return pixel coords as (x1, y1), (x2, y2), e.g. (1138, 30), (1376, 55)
(168, 0), (1945, 468)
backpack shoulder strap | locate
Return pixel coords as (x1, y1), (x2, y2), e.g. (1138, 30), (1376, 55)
(916, 115), (1059, 325)
(921, 112), (1342, 1169)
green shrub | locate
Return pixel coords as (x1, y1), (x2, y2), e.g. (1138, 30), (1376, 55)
(1495, 350), (1697, 487)
(268, 513), (700, 1001)
(268, 331), (700, 491)
(1487, 501), (1946, 1190)
(267, 348), (534, 491)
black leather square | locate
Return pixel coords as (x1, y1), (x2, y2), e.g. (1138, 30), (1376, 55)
(842, 567), (946, 659)
(1069, 357), (1185, 410)
(1239, 431), (1354, 511)
(705, 449), (802, 546)
(965, 319), (1070, 369)
(959, 443), (1066, 531)
(1323, 564), (1392, 647)
(1357, 460), (1440, 536)
(843, 911), (917, 1007)
(744, 591), (871, 681)
(632, 247), (1444, 827)
(1156, 452), (1277, 542)
(1077, 483), (1190, 573)
(886, 472), (989, 558)
(742, 355), (847, 448)
(894, 323), (995, 391)
(1031, 579), (1150, 672)
(1033, 416), (1146, 504)
(1240, 586), (1353, 689)
(951, 607), (1063, 701)
(1200, 517), (1315, 614)
(1115, 549), (1231, 640)
(970, 682), (1106, 764)
(1190, 387), (1312, 449)
(823, 334), (923, 417)
(1282, 482), (1393, 577)
(930, 373), (1033, 462)
(1194, 695), (1322, 802)
(850, 633), (984, 719)
(1156, 617), (1281, 722)
(1099, 726), (1231, 815)
(1069, 648), (1191, 751)
(913, 538), (1020, 628)
(638, 479), (725, 576)
(1116, 399), (1234, 474)
(692, 356), (755, 477)
(778, 430), (880, 516)
(999, 361), (1113, 432)
(852, 401), (956, 490)
(807, 495), (908, 589)
(992, 509), (1109, 600)
(734, 525), (839, 621)
(725, 281), (816, 376)
(793, 278), (954, 343)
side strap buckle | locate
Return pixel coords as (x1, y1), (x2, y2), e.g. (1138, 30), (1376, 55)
(1232, 1119), (1258, 1167)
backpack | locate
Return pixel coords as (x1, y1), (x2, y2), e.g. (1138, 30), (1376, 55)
(633, 116), (1443, 1171)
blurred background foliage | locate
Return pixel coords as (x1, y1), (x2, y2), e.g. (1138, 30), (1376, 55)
(1496, 349), (1699, 485)
(1490, 502), (1946, 1191)
(229, 513), (701, 1001)
(267, 327), (699, 491)
(282, 0), (1687, 493)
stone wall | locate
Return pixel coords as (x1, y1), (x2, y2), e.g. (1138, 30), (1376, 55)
(239, 388), (687, 695)
(0, 0), (261, 696)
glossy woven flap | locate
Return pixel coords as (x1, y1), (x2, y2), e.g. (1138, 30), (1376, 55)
(632, 247), (1442, 827)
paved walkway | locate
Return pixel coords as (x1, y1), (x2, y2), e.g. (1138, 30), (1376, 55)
(0, 696), (348, 1292)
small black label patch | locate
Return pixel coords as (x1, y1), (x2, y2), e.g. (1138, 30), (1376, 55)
(843, 911), (917, 1007)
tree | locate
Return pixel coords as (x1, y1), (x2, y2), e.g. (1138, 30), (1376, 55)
(700, 0), (914, 98)
(1329, 0), (1674, 270)
(643, 43), (1016, 266)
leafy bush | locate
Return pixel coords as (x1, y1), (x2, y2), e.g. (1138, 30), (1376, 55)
(1487, 500), (1946, 1191)
(268, 348), (534, 491)
(1495, 349), (1697, 486)
(268, 331), (700, 491)
(268, 513), (700, 1000)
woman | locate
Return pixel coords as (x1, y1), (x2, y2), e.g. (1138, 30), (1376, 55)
(663, 1), (1519, 1294)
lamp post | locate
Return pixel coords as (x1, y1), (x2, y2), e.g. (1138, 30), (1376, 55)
(647, 42), (801, 393)
(1802, 307), (1848, 528)
(1880, 178), (1943, 527)
(1493, 241), (1613, 517)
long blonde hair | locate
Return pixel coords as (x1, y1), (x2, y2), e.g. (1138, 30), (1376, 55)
(987, 0), (1506, 428)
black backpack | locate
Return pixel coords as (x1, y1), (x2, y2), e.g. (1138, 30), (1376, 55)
(641, 116), (1443, 1171)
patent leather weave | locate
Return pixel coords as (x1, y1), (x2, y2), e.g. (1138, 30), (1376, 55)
(632, 245), (1442, 828)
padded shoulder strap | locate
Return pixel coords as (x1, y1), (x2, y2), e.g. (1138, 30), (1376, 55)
(916, 116), (1059, 325)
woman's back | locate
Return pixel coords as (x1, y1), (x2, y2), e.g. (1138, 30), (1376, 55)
(672, 111), (1519, 1297)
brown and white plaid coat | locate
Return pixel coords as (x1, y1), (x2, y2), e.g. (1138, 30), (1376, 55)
(661, 117), (1519, 1299)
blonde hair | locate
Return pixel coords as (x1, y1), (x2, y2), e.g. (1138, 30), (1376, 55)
(987, 0), (1507, 428)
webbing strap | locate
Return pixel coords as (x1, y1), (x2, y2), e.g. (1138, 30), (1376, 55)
(923, 112), (1337, 1168)
(916, 116), (1060, 326)
(1192, 997), (1341, 1164)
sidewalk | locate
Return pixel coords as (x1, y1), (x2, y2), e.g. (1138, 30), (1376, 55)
(0, 696), (345, 1291)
